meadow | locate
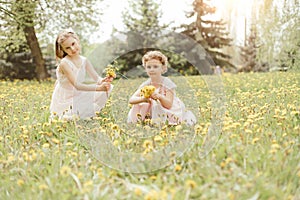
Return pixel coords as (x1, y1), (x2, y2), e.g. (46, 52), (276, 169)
(0, 71), (299, 200)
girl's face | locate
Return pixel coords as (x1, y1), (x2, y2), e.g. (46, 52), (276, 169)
(61, 36), (80, 57)
(145, 59), (164, 78)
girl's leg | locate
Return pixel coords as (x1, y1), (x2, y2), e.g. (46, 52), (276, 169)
(151, 101), (167, 124)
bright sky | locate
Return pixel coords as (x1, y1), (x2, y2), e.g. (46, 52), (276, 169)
(91, 0), (192, 43)
(91, 0), (255, 44)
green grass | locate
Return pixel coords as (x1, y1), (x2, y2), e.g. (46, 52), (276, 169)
(0, 71), (299, 200)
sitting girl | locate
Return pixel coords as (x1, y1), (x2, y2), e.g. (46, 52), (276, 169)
(127, 50), (196, 125)
(50, 29), (113, 120)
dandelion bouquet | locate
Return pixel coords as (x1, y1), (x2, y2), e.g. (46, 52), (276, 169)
(105, 64), (117, 78)
(103, 62), (118, 97)
(140, 85), (156, 98)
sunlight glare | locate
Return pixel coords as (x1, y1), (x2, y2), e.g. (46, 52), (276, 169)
(211, 0), (254, 17)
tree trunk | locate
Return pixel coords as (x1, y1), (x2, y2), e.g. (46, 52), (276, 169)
(23, 26), (50, 80)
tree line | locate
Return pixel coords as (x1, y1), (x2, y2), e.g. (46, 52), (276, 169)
(0, 0), (299, 80)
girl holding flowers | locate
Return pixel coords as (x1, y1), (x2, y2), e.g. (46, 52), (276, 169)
(127, 50), (196, 125)
(50, 29), (114, 120)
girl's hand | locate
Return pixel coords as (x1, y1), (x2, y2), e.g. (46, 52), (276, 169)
(151, 92), (161, 101)
(143, 97), (151, 103)
(103, 76), (114, 83)
(97, 82), (111, 91)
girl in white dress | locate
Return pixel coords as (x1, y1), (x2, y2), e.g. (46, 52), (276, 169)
(50, 29), (113, 120)
(127, 51), (196, 125)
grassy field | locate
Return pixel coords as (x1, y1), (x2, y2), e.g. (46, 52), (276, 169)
(0, 71), (299, 200)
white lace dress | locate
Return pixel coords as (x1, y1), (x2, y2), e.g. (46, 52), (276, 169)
(50, 56), (111, 120)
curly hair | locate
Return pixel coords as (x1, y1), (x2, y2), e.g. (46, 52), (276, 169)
(142, 50), (169, 73)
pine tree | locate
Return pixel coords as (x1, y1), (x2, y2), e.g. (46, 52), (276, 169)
(122, 0), (167, 47)
(114, 0), (169, 74)
(239, 26), (270, 73)
(239, 26), (257, 72)
(181, 0), (234, 71)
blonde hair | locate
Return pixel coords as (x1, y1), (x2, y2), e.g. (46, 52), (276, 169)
(142, 50), (168, 73)
(55, 29), (80, 60)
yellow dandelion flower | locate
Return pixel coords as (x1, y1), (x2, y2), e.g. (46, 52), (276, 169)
(225, 157), (233, 164)
(228, 192), (235, 200)
(22, 152), (29, 161)
(220, 161), (226, 169)
(111, 124), (118, 130)
(274, 108), (281, 115)
(83, 180), (93, 187)
(150, 175), (157, 181)
(282, 133), (287, 137)
(185, 180), (197, 189)
(140, 85), (156, 98)
(105, 65), (117, 78)
(290, 110), (299, 116)
(17, 179), (24, 186)
(252, 137), (260, 144)
(113, 140), (119, 146)
(42, 143), (49, 148)
(77, 172), (83, 179)
(39, 184), (48, 190)
(175, 164), (182, 172)
(194, 124), (202, 134)
(60, 166), (71, 177)
(51, 138), (60, 144)
(134, 187), (142, 196)
(143, 148), (152, 155)
(271, 143), (281, 149)
(269, 149), (277, 154)
(143, 140), (153, 149)
(160, 130), (167, 137)
(144, 190), (159, 200)
(66, 142), (73, 146)
(154, 135), (162, 142)
(245, 129), (253, 134)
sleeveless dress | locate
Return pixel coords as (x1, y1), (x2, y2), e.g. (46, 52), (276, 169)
(50, 56), (111, 120)
(127, 77), (196, 125)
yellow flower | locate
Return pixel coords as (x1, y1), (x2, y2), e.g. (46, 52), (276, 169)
(134, 187), (142, 196)
(51, 138), (60, 144)
(252, 137), (260, 144)
(60, 166), (71, 176)
(144, 190), (159, 200)
(154, 135), (162, 142)
(174, 164), (182, 172)
(140, 85), (156, 98)
(143, 140), (153, 149)
(17, 179), (24, 186)
(42, 143), (50, 148)
(185, 180), (197, 189)
(39, 184), (48, 190)
(113, 140), (119, 146)
(105, 64), (117, 78)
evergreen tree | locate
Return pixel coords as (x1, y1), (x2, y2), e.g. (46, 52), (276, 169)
(181, 0), (234, 71)
(238, 26), (268, 72)
(114, 0), (169, 74)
